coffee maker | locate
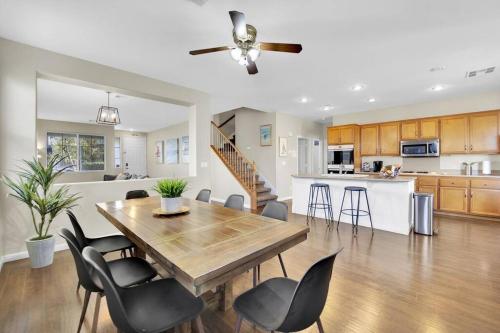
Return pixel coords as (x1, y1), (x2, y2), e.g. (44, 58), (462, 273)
(373, 161), (383, 172)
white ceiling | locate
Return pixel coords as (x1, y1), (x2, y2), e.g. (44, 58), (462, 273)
(2, 0), (500, 122)
(37, 79), (188, 132)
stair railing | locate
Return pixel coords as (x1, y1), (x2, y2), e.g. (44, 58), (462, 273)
(210, 121), (256, 191)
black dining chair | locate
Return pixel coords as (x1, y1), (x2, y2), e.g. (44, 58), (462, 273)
(195, 189), (211, 203)
(256, 201), (289, 284)
(82, 246), (205, 333)
(125, 190), (149, 200)
(67, 210), (134, 257)
(59, 228), (157, 333)
(233, 248), (343, 333)
(224, 194), (245, 211)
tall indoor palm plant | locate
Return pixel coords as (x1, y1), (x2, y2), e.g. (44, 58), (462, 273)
(3, 154), (80, 267)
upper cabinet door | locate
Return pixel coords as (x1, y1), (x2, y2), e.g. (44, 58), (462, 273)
(401, 120), (419, 140)
(360, 125), (378, 156)
(327, 127), (340, 145)
(440, 116), (468, 154)
(420, 118), (439, 139)
(340, 126), (355, 144)
(468, 112), (499, 153)
(379, 122), (400, 155)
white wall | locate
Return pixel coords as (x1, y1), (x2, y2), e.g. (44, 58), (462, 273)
(0, 37), (211, 259)
(146, 121), (190, 178)
(331, 90), (500, 126)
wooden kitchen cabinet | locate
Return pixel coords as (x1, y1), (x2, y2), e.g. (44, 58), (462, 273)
(360, 125), (379, 156)
(340, 126), (355, 144)
(420, 118), (439, 138)
(469, 189), (500, 217)
(379, 122), (400, 155)
(439, 187), (468, 213)
(418, 185), (439, 209)
(468, 112), (499, 153)
(401, 120), (419, 140)
(440, 115), (468, 154)
(327, 127), (340, 145)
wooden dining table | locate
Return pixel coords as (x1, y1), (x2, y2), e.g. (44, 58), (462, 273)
(96, 196), (309, 311)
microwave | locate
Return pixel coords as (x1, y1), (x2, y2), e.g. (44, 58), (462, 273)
(401, 139), (440, 157)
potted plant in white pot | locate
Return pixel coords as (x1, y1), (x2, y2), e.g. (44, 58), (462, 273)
(153, 178), (188, 212)
(2, 154), (80, 268)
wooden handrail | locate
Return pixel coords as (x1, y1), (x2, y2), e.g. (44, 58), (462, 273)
(216, 114), (235, 129)
(210, 121), (256, 191)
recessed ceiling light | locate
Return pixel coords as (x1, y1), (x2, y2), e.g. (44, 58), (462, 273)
(321, 105), (334, 111)
(368, 98), (376, 103)
(300, 97), (308, 103)
(430, 66), (446, 72)
(350, 84), (366, 91)
(431, 84), (445, 91)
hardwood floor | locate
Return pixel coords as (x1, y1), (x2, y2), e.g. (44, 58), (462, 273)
(1, 211), (500, 332)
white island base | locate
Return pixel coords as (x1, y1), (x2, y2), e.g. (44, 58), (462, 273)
(292, 175), (416, 235)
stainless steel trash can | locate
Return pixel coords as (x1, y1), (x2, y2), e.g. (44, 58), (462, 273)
(413, 192), (434, 235)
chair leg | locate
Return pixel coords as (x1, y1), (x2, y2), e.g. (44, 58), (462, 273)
(326, 186), (334, 227)
(337, 190), (346, 230)
(350, 190), (354, 231)
(306, 185), (313, 223)
(253, 267), (257, 287)
(77, 290), (91, 333)
(355, 191), (361, 235)
(128, 248), (134, 257)
(234, 315), (243, 333)
(91, 292), (102, 333)
(317, 318), (325, 333)
(320, 187), (329, 225)
(364, 190), (374, 233)
(257, 264), (261, 283)
(278, 254), (288, 277)
(312, 187), (319, 219)
(194, 316), (205, 333)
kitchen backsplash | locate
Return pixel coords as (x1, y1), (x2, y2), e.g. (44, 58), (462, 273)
(362, 155), (500, 171)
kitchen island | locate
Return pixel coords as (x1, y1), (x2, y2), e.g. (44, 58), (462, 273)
(292, 174), (416, 235)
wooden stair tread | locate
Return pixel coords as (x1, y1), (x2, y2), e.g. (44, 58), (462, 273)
(255, 186), (271, 193)
(257, 193), (278, 202)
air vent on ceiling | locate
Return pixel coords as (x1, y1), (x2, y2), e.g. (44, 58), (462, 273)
(465, 67), (495, 78)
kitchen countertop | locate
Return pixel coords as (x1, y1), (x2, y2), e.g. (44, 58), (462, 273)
(292, 174), (416, 182)
(359, 170), (500, 178)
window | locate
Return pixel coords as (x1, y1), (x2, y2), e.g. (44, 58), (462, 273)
(46, 132), (105, 171)
(114, 137), (121, 168)
(47, 133), (78, 171)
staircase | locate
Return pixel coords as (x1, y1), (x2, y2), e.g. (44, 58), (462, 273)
(210, 121), (278, 210)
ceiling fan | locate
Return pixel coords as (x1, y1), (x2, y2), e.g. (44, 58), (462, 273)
(189, 11), (302, 75)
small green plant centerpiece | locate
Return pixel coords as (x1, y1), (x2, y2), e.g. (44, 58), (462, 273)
(153, 178), (188, 212)
(2, 154), (80, 268)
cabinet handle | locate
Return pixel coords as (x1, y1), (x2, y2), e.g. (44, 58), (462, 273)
(464, 145), (467, 151)
(470, 145), (473, 151)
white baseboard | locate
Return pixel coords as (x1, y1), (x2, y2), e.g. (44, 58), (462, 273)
(210, 197), (251, 209)
(0, 243), (69, 269)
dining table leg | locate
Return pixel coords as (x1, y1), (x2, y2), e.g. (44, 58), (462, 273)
(216, 280), (233, 312)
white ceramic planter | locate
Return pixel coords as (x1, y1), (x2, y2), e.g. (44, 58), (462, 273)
(161, 197), (181, 211)
(25, 235), (56, 268)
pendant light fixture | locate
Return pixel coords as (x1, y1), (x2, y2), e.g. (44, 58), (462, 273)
(96, 91), (121, 125)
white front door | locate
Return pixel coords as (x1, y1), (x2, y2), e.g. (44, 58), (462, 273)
(123, 136), (147, 175)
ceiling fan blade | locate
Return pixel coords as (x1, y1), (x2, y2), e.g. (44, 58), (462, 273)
(189, 46), (230, 55)
(259, 42), (303, 53)
(229, 11), (247, 39)
(246, 58), (258, 75)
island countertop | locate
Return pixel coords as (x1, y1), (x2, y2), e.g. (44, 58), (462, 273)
(292, 174), (416, 182)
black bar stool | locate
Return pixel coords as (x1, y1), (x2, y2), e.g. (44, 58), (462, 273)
(307, 183), (334, 227)
(337, 186), (373, 234)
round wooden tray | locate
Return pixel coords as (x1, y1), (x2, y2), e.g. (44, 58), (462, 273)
(152, 206), (190, 216)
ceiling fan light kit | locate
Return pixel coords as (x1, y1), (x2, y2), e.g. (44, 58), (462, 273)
(189, 11), (302, 75)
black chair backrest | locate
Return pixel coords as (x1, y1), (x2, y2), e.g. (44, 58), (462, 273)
(224, 194), (244, 211)
(277, 247), (343, 332)
(195, 189), (211, 203)
(82, 246), (133, 332)
(59, 228), (100, 292)
(67, 210), (88, 248)
(261, 201), (288, 222)
(125, 190), (149, 200)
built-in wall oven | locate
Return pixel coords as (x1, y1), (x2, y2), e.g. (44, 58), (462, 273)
(327, 144), (354, 174)
(400, 139), (440, 157)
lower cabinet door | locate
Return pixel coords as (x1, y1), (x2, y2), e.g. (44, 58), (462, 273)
(439, 187), (468, 213)
(470, 189), (500, 217)
(418, 185), (438, 210)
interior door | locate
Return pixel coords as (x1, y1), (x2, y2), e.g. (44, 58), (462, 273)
(123, 136), (147, 175)
(298, 137), (310, 175)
